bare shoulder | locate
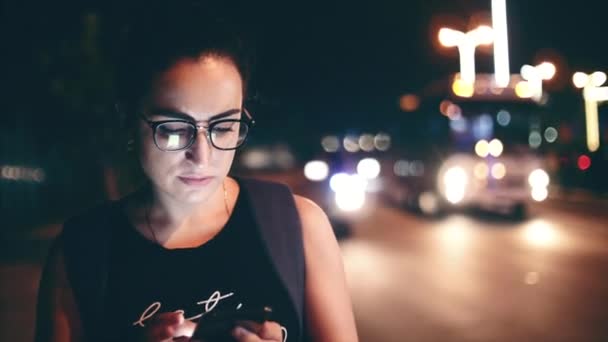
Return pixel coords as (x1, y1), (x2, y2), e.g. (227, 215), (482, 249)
(292, 194), (335, 241)
(293, 195), (329, 225)
(291, 196), (359, 341)
(292, 194), (339, 264)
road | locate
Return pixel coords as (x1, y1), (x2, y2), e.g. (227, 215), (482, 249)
(338, 197), (608, 342)
(2, 194), (608, 341)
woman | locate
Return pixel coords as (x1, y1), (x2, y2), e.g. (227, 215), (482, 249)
(34, 4), (358, 342)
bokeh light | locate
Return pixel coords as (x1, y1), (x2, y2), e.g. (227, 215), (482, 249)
(322, 135), (340, 152)
(357, 158), (381, 179)
(304, 160), (329, 181)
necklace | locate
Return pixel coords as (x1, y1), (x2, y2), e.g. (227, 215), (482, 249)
(144, 179), (231, 245)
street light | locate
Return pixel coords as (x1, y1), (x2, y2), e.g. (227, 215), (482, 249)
(519, 62), (556, 101)
(492, 0), (510, 87)
(572, 71), (608, 152)
(438, 25), (494, 86)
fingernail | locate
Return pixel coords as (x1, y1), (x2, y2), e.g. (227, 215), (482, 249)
(174, 311), (185, 324)
(232, 326), (247, 338)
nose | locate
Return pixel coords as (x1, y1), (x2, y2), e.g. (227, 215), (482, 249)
(185, 131), (212, 166)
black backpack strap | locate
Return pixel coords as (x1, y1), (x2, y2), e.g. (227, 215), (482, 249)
(238, 177), (307, 341)
(59, 202), (115, 342)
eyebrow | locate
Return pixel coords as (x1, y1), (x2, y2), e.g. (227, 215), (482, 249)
(147, 108), (242, 123)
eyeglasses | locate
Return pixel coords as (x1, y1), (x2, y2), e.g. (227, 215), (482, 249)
(140, 108), (255, 151)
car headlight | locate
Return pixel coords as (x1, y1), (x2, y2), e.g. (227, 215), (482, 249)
(442, 166), (468, 204)
(357, 158), (381, 179)
(531, 187), (548, 202)
(304, 160), (329, 181)
(330, 173), (367, 211)
(528, 169), (549, 188)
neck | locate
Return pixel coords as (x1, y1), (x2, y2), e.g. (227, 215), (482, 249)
(142, 179), (228, 236)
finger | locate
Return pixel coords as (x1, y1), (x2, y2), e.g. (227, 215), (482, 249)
(235, 320), (283, 341)
(146, 314), (184, 341)
(173, 319), (196, 338)
(149, 324), (175, 341)
(150, 311), (184, 327)
(232, 326), (261, 342)
(235, 320), (263, 335)
(257, 321), (283, 341)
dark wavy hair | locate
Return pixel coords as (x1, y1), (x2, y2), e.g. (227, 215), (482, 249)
(115, 2), (252, 118)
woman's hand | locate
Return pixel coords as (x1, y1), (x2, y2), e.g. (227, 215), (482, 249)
(141, 311), (196, 342)
(230, 320), (284, 342)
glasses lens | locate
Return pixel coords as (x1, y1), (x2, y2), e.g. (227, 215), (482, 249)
(210, 120), (249, 149)
(154, 121), (195, 151)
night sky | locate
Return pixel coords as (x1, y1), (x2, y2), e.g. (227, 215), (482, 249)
(3, 0), (608, 151)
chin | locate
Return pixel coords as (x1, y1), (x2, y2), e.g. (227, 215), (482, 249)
(170, 181), (218, 204)
(179, 191), (213, 204)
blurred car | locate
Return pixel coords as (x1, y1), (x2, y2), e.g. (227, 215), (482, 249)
(299, 132), (395, 236)
(384, 74), (553, 219)
(385, 146), (549, 219)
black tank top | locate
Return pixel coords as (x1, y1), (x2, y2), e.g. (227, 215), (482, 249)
(102, 186), (298, 341)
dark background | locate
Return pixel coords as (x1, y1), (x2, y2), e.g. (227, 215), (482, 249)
(2, 0), (607, 226)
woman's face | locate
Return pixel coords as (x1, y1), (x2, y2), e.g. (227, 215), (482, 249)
(137, 56), (243, 204)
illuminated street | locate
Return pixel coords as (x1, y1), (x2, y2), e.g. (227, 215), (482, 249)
(340, 196), (608, 342)
(3, 193), (608, 342)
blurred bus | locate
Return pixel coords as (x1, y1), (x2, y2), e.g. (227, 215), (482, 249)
(385, 74), (551, 218)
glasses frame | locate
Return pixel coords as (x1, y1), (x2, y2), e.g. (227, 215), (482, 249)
(140, 108), (255, 151)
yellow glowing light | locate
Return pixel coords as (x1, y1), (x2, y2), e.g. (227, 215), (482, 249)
(443, 167), (468, 204)
(438, 225), (471, 245)
(572, 72), (589, 89)
(585, 100), (600, 152)
(574, 71), (607, 152)
(304, 160), (329, 181)
(522, 220), (558, 248)
(491, 163), (506, 179)
(585, 86), (608, 101)
(332, 174), (367, 211)
(474, 162), (489, 180)
(475, 139), (490, 158)
(438, 28), (463, 47)
(515, 81), (533, 98)
(489, 139), (504, 157)
(528, 169), (550, 188)
(335, 190), (365, 211)
(538, 62), (556, 80)
(400, 94), (420, 112)
(492, 0), (510, 87)
(445, 187), (465, 204)
(471, 25), (494, 45)
(452, 78), (474, 97)
(590, 71), (607, 87)
(520, 63), (555, 101)
(440, 25), (496, 85)
(357, 158), (381, 180)
(531, 186), (548, 202)
(520, 65), (537, 81)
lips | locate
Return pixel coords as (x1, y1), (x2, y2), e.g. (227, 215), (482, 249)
(177, 175), (214, 186)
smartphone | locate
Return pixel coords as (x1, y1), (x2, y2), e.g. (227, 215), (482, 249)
(191, 305), (274, 341)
